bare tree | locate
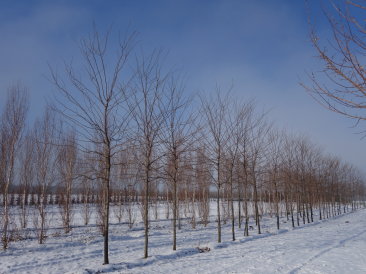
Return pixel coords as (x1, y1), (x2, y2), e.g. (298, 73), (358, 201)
(266, 129), (285, 230)
(51, 27), (135, 264)
(56, 130), (78, 233)
(19, 131), (35, 229)
(195, 148), (210, 227)
(0, 86), (28, 249)
(113, 151), (127, 224)
(127, 51), (168, 258)
(33, 108), (57, 244)
(161, 76), (196, 250)
(224, 101), (254, 241)
(247, 116), (270, 235)
(304, 1), (366, 129)
(236, 104), (257, 236)
(200, 89), (229, 243)
(121, 145), (139, 229)
(293, 137), (316, 225)
(112, 145), (137, 228)
(79, 150), (95, 226)
(281, 134), (298, 228)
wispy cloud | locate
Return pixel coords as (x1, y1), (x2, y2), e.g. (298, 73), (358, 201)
(0, 0), (364, 171)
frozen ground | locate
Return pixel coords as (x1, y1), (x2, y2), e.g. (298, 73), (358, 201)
(1, 204), (365, 274)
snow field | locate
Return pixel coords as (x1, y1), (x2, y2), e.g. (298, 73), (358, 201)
(1, 202), (365, 273)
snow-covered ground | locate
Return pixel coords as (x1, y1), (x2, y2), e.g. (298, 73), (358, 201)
(1, 203), (365, 274)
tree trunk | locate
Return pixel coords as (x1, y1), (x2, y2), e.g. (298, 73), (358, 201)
(217, 186), (221, 243)
(144, 167), (150, 259)
(173, 177), (177, 251)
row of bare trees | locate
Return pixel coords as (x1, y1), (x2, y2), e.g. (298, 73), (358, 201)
(0, 86), (28, 249)
(0, 88), (77, 247)
(1, 28), (365, 265)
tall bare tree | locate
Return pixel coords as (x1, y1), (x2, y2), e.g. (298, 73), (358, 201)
(224, 101), (254, 241)
(51, 27), (135, 264)
(236, 103), (257, 236)
(161, 76), (196, 250)
(200, 89), (229, 243)
(247, 116), (270, 235)
(127, 51), (168, 258)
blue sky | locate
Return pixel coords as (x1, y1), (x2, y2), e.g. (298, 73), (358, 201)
(0, 0), (365, 171)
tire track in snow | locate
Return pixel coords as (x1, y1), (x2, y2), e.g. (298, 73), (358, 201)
(288, 227), (366, 274)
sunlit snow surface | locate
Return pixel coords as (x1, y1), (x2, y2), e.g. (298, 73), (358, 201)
(1, 204), (365, 273)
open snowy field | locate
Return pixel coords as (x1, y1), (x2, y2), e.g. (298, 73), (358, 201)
(1, 204), (365, 274)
